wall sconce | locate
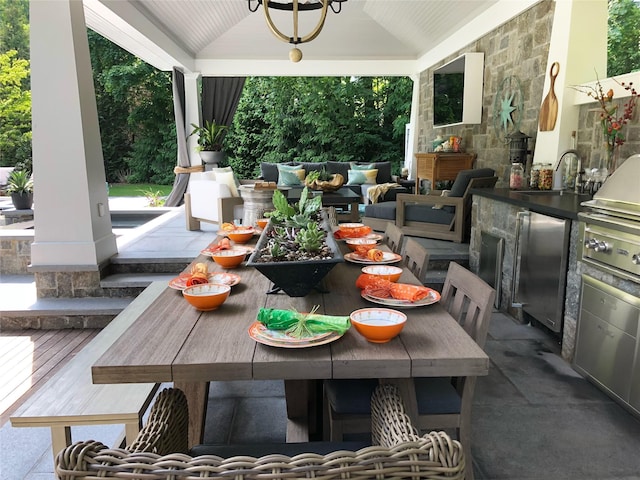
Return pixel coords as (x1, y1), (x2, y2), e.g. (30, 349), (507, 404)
(248, 0), (347, 62)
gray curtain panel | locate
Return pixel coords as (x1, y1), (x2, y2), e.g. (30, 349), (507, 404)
(201, 77), (246, 127)
(165, 68), (190, 207)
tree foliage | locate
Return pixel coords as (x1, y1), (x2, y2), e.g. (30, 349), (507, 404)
(0, 0), (29, 61)
(87, 30), (176, 184)
(608, 0), (640, 76)
(225, 76), (412, 179)
(0, 50), (31, 167)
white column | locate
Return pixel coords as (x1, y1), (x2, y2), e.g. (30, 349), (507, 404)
(406, 73), (420, 179)
(185, 73), (202, 167)
(30, 0), (117, 267)
(533, 0), (608, 167)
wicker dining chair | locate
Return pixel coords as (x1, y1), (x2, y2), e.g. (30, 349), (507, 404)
(324, 262), (495, 480)
(55, 385), (465, 480)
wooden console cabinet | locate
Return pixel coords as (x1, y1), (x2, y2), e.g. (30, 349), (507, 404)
(414, 152), (476, 193)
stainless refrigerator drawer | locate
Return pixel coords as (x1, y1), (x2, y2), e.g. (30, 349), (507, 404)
(581, 277), (639, 335)
(575, 309), (636, 401)
(516, 211), (570, 333)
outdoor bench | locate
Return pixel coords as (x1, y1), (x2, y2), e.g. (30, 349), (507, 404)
(10, 281), (164, 463)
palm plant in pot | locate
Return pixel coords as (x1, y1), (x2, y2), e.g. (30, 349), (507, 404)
(189, 119), (228, 165)
(6, 169), (34, 210)
(246, 187), (344, 297)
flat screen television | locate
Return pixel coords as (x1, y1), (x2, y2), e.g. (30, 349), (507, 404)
(433, 52), (484, 128)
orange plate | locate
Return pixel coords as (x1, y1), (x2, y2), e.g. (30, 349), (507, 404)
(344, 252), (402, 265)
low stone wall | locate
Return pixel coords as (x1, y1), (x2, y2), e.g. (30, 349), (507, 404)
(0, 230), (33, 274)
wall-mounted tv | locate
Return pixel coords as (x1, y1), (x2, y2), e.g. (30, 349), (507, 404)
(433, 52), (484, 128)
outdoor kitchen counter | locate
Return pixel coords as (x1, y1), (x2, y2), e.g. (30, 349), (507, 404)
(469, 187), (594, 362)
(471, 187), (593, 220)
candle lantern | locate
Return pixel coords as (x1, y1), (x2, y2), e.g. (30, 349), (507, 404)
(506, 130), (531, 165)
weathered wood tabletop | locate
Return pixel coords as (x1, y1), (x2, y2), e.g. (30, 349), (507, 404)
(92, 234), (489, 445)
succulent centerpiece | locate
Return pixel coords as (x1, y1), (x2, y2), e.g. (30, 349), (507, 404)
(246, 187), (344, 296)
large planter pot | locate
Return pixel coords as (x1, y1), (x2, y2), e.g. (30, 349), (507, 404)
(11, 192), (33, 210)
(246, 218), (344, 297)
(200, 151), (226, 165)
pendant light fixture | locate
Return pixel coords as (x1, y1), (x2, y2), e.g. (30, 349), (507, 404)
(248, 0), (346, 62)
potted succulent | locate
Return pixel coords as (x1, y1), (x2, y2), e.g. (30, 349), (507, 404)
(6, 169), (34, 210)
(189, 119), (228, 165)
(246, 187), (344, 297)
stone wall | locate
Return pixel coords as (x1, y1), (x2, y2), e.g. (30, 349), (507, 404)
(415, 0), (640, 183)
(0, 231), (33, 274)
(416, 1), (555, 187)
(576, 99), (640, 173)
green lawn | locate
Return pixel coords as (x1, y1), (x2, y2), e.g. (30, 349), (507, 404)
(107, 183), (172, 197)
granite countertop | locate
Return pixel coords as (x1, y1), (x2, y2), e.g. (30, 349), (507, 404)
(471, 188), (593, 220)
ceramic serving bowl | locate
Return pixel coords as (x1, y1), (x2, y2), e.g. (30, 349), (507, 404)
(211, 249), (247, 268)
(256, 218), (269, 229)
(346, 238), (378, 251)
(227, 228), (255, 244)
(182, 283), (231, 311)
(350, 308), (407, 343)
(361, 265), (403, 282)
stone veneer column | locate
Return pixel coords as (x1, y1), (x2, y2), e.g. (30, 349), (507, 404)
(30, 0), (117, 297)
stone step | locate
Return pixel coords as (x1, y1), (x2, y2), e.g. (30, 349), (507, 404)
(99, 272), (176, 297)
(1, 277), (133, 329)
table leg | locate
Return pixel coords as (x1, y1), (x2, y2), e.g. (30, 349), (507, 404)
(284, 379), (321, 442)
(175, 381), (209, 447)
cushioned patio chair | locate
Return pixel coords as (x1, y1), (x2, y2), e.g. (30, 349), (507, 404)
(55, 384), (466, 480)
(364, 169), (497, 243)
(325, 263), (495, 480)
(184, 170), (244, 230)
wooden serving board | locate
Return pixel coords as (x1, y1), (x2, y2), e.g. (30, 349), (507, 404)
(539, 62), (559, 131)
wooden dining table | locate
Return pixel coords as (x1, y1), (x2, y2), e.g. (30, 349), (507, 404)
(92, 234), (489, 446)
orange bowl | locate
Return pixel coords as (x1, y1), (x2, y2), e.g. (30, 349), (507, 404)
(350, 308), (407, 343)
(256, 218), (269, 229)
(211, 249), (247, 268)
(346, 238), (378, 251)
(227, 228), (255, 244)
(361, 265), (403, 282)
(182, 283), (231, 311)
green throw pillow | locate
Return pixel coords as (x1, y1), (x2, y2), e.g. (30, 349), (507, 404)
(277, 164), (304, 186)
(346, 170), (367, 185)
(350, 162), (375, 171)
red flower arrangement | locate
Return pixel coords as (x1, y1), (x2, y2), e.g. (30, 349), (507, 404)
(574, 74), (638, 173)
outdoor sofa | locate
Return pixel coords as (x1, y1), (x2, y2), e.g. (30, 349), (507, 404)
(260, 160), (409, 202)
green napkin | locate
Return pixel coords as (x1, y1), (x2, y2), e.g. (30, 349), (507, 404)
(257, 308), (350, 338)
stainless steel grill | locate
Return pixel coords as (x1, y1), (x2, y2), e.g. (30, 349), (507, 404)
(579, 154), (640, 284)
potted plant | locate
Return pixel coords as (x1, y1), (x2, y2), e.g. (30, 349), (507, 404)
(246, 187), (344, 297)
(6, 169), (34, 210)
(189, 119), (228, 165)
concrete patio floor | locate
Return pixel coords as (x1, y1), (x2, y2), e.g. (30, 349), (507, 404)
(2, 198), (640, 479)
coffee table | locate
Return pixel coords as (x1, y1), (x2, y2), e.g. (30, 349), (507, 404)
(287, 187), (361, 222)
